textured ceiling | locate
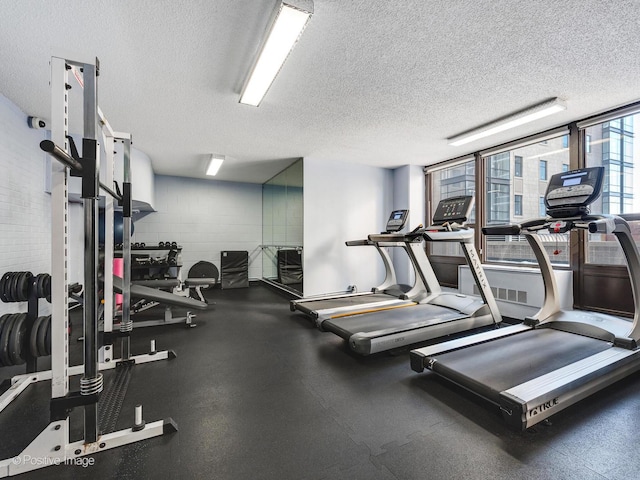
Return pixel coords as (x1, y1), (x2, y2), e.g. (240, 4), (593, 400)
(1, 0), (640, 183)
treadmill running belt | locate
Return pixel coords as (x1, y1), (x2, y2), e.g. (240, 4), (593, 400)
(430, 328), (612, 404)
(298, 293), (399, 312)
(323, 304), (465, 340)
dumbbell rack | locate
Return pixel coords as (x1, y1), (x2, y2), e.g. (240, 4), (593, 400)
(126, 243), (183, 282)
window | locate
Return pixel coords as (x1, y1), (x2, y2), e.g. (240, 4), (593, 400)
(514, 156), (523, 177)
(562, 135), (569, 148)
(482, 136), (569, 265)
(585, 112), (640, 265)
(489, 152), (510, 179)
(539, 197), (546, 216)
(487, 183), (510, 223)
(539, 160), (547, 180)
(486, 153), (510, 224)
(562, 164), (569, 172)
(514, 195), (523, 216)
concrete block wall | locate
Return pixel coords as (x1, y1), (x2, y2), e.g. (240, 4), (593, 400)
(0, 95), (52, 315)
(133, 175), (263, 280)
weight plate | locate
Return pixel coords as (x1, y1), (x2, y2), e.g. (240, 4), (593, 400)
(7, 273), (15, 302)
(0, 314), (17, 366)
(41, 274), (47, 298)
(14, 273), (23, 302)
(37, 314), (48, 358)
(4, 273), (14, 302)
(20, 272), (30, 300)
(0, 273), (12, 302)
(0, 314), (11, 366)
(10, 273), (20, 302)
(45, 275), (51, 297)
(17, 273), (26, 301)
(36, 274), (44, 298)
(8, 313), (26, 365)
(2, 313), (18, 366)
(30, 315), (46, 358)
(45, 316), (52, 356)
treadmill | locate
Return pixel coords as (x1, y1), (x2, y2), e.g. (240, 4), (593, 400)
(316, 196), (503, 355)
(290, 210), (428, 320)
(411, 167), (640, 430)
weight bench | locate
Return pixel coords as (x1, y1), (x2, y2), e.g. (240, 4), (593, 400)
(183, 261), (219, 302)
(113, 276), (207, 328)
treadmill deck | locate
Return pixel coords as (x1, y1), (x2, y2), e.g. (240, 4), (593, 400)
(429, 328), (612, 404)
(293, 293), (401, 315)
(322, 303), (468, 340)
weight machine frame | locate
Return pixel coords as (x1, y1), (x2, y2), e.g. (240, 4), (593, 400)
(0, 55), (176, 477)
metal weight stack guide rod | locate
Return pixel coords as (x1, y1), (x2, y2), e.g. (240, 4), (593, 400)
(0, 55), (176, 478)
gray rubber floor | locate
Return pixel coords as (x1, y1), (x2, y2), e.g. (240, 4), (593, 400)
(1, 284), (640, 479)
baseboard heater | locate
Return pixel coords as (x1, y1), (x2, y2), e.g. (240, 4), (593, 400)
(458, 264), (573, 320)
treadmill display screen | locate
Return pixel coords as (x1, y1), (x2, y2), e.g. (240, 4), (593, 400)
(562, 177), (582, 187)
(432, 196), (474, 225)
(386, 209), (409, 232)
(544, 166), (604, 218)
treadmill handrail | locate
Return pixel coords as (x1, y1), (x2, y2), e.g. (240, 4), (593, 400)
(343, 236), (401, 294)
(345, 239), (372, 246)
(496, 213), (640, 339)
(368, 233), (421, 243)
(421, 229), (474, 243)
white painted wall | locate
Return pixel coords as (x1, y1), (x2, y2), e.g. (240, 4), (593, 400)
(0, 95), (52, 314)
(303, 158), (393, 296)
(392, 165), (426, 287)
(133, 175), (263, 280)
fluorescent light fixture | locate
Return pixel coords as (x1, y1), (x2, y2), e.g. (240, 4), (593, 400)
(206, 154), (225, 176)
(448, 98), (567, 147)
(240, 1), (313, 107)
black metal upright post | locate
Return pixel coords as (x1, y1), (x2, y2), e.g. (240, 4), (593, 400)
(25, 277), (39, 373)
(80, 61), (102, 444)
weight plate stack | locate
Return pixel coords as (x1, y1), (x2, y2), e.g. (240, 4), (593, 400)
(0, 272), (34, 302)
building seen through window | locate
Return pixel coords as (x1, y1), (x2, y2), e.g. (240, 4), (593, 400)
(585, 113), (640, 265)
(431, 114), (640, 267)
(481, 137), (569, 265)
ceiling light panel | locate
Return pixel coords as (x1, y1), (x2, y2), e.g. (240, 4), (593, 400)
(448, 98), (567, 147)
(240, 1), (313, 107)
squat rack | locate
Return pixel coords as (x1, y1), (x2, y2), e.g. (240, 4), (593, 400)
(0, 55), (176, 477)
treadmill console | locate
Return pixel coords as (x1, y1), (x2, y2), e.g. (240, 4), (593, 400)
(385, 209), (409, 232)
(544, 167), (604, 218)
(432, 196), (474, 226)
